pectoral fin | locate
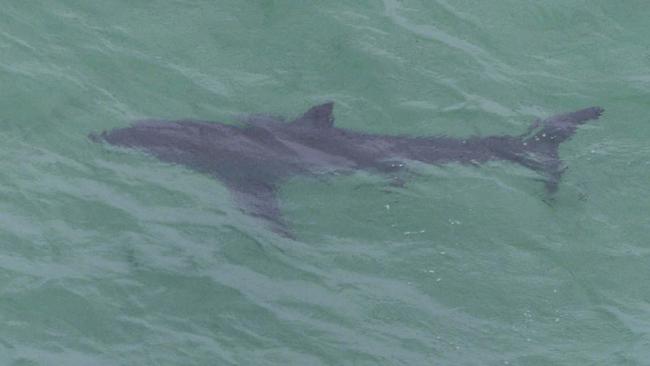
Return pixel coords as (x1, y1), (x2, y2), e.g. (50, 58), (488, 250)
(222, 177), (294, 239)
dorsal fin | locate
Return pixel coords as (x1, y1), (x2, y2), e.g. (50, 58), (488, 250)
(292, 102), (335, 128)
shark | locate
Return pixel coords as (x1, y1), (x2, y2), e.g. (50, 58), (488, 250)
(90, 102), (604, 237)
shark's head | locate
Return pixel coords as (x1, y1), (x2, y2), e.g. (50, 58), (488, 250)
(90, 122), (155, 149)
(90, 119), (225, 172)
(91, 120), (232, 176)
(90, 120), (207, 149)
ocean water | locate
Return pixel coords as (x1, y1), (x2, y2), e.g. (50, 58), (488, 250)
(1, 1), (649, 365)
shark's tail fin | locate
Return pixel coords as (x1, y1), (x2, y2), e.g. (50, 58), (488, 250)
(518, 107), (604, 192)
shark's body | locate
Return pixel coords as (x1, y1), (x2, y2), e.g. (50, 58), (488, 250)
(92, 103), (603, 237)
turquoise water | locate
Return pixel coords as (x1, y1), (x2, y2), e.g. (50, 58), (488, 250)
(1, 1), (649, 364)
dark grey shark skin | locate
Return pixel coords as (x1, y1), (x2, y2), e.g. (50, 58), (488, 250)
(91, 103), (603, 237)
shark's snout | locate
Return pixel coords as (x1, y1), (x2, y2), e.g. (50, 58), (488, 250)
(88, 131), (105, 143)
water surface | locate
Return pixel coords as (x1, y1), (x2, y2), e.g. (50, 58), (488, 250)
(1, 1), (649, 365)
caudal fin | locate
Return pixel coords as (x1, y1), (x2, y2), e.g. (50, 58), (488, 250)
(519, 107), (604, 192)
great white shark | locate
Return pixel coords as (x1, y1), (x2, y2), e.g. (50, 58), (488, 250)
(91, 103), (603, 237)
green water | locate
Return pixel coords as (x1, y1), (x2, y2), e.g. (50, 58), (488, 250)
(1, 1), (649, 364)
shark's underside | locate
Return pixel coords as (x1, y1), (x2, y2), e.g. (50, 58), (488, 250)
(91, 103), (604, 237)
